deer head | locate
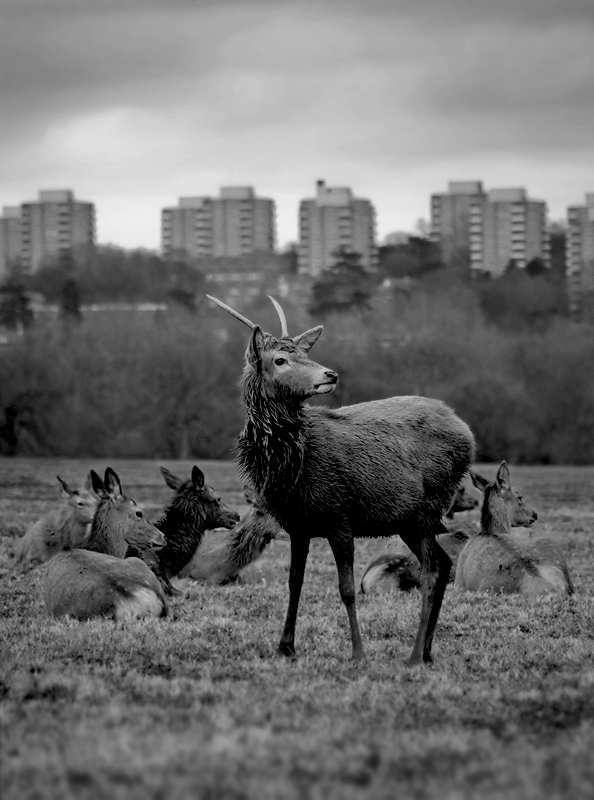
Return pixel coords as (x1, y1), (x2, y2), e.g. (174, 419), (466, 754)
(206, 295), (339, 400)
(480, 462), (538, 532)
(56, 473), (98, 525)
(90, 468), (166, 553)
(160, 465), (240, 530)
(494, 462), (538, 528)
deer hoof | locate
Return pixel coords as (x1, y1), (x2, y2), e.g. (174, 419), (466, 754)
(277, 643), (297, 659)
(406, 651), (432, 667)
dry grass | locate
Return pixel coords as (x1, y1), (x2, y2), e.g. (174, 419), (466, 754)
(1, 459), (594, 800)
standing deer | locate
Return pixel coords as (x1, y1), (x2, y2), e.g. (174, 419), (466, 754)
(17, 474), (98, 567)
(130, 465), (240, 596)
(180, 485), (281, 585)
(207, 295), (475, 664)
(44, 468), (169, 620)
(454, 463), (573, 595)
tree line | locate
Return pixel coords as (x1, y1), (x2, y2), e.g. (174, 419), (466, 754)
(1, 234), (592, 464)
(1, 288), (593, 464)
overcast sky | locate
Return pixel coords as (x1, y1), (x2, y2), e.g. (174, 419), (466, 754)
(1, 0), (593, 250)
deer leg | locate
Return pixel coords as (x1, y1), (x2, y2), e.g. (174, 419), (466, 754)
(278, 535), (310, 658)
(328, 535), (365, 662)
(401, 532), (451, 665)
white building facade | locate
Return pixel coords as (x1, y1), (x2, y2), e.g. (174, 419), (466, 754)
(298, 180), (377, 276)
(469, 188), (550, 277)
(20, 190), (95, 272)
(0, 206), (22, 278)
(566, 193), (594, 317)
(161, 187), (276, 259)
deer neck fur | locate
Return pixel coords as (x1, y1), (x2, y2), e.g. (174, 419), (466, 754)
(237, 370), (305, 497)
(84, 500), (128, 558)
(480, 487), (511, 537)
(157, 501), (207, 543)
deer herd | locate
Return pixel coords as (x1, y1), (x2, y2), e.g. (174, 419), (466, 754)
(12, 296), (574, 665)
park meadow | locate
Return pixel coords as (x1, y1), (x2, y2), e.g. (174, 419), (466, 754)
(1, 457), (594, 800)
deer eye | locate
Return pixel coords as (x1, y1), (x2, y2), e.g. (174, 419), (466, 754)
(135, 509), (143, 519)
(275, 357), (287, 366)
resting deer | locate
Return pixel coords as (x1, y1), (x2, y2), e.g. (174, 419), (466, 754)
(44, 468), (169, 620)
(17, 474), (98, 568)
(180, 485), (281, 585)
(361, 531), (470, 594)
(127, 466), (240, 596)
(207, 294), (475, 664)
(360, 471), (483, 594)
(444, 472), (482, 519)
(454, 462), (573, 595)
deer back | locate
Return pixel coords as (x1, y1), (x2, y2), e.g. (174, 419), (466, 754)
(44, 549), (169, 620)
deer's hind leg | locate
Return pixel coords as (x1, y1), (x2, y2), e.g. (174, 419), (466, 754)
(400, 530), (451, 665)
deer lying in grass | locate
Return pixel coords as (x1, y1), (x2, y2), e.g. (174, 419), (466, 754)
(360, 531), (470, 594)
(360, 472), (483, 594)
(207, 294), (475, 664)
(454, 462), (573, 595)
(44, 468), (169, 620)
(127, 466), (240, 596)
(444, 472), (482, 519)
(180, 486), (281, 585)
(17, 475), (98, 568)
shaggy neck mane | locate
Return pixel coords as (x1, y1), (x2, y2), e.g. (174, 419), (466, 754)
(237, 367), (305, 496)
(157, 496), (207, 541)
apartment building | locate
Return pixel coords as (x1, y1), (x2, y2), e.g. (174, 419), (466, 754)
(469, 188), (550, 277)
(298, 180), (378, 276)
(161, 187), (276, 259)
(17, 190), (95, 273)
(430, 181), (486, 266)
(566, 193), (594, 318)
(0, 206), (22, 278)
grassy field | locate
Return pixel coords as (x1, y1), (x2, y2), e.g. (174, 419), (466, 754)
(1, 458), (594, 800)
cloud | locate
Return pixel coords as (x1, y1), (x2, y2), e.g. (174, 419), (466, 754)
(0, 0), (593, 246)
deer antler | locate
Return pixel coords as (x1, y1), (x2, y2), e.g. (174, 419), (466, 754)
(206, 295), (256, 330)
(268, 295), (288, 338)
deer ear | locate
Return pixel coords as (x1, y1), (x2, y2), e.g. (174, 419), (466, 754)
(495, 461), (511, 491)
(160, 466), (183, 492)
(103, 467), (123, 500)
(293, 326), (323, 352)
(246, 326), (266, 365)
(469, 470), (489, 491)
(84, 472), (94, 493)
(56, 476), (72, 498)
(90, 469), (108, 499)
(191, 466), (205, 490)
